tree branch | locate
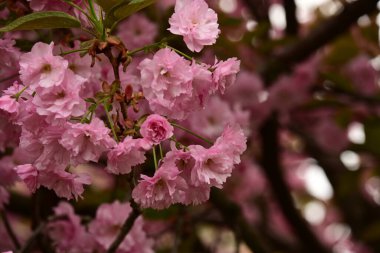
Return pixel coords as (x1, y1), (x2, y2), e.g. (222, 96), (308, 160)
(261, 0), (379, 84)
(107, 200), (141, 253)
(210, 189), (270, 253)
(1, 210), (21, 250)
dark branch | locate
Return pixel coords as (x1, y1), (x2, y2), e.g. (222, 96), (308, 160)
(107, 200), (141, 253)
(1, 210), (21, 250)
(261, 0), (379, 84)
(210, 189), (270, 253)
(259, 115), (331, 253)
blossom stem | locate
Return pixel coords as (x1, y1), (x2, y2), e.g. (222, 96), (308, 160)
(171, 123), (213, 145)
(166, 46), (193, 61)
(127, 41), (165, 56)
(159, 144), (164, 160)
(12, 85), (29, 101)
(107, 200), (141, 253)
(152, 146), (158, 170)
(60, 48), (89, 56)
(0, 210), (21, 250)
(103, 103), (119, 142)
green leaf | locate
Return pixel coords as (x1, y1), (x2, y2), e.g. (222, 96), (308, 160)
(95, 0), (123, 12)
(0, 11), (81, 32)
(106, 0), (155, 28)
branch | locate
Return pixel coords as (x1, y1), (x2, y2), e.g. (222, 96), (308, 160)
(107, 200), (141, 253)
(289, 125), (380, 249)
(259, 115), (331, 253)
(1, 210), (21, 250)
(210, 189), (270, 253)
(261, 0), (379, 84)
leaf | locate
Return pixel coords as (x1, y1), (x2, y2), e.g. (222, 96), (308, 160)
(106, 0), (155, 27)
(95, 0), (123, 12)
(0, 11), (81, 32)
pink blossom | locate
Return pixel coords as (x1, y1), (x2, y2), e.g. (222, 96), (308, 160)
(161, 148), (211, 205)
(19, 42), (68, 89)
(28, 0), (71, 11)
(60, 118), (116, 165)
(117, 14), (158, 49)
(0, 38), (21, 89)
(132, 164), (187, 209)
(48, 202), (96, 253)
(191, 62), (213, 107)
(89, 201), (153, 253)
(14, 164), (38, 193)
(140, 114), (173, 144)
(0, 95), (19, 117)
(0, 157), (18, 187)
(214, 124), (247, 164)
(344, 54), (379, 96)
(39, 169), (91, 200)
(185, 96), (250, 139)
(32, 71), (86, 121)
(32, 125), (70, 171)
(138, 48), (195, 120)
(0, 115), (20, 152)
(106, 137), (151, 175)
(212, 58), (240, 94)
(168, 0), (220, 52)
(189, 144), (234, 188)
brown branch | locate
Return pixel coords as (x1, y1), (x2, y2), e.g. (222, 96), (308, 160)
(106, 200), (141, 253)
(210, 189), (270, 253)
(261, 0), (379, 84)
(1, 210), (21, 250)
(259, 115), (331, 253)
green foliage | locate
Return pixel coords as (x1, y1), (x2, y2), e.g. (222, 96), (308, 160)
(95, 0), (123, 13)
(0, 11), (81, 32)
(105, 0), (156, 28)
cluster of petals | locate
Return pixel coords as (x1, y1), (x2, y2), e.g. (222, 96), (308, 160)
(19, 42), (86, 121)
(47, 202), (96, 253)
(0, 38), (21, 89)
(60, 118), (116, 165)
(106, 137), (151, 175)
(88, 201), (154, 253)
(168, 0), (220, 52)
(138, 48), (240, 120)
(132, 124), (247, 209)
(140, 114), (174, 145)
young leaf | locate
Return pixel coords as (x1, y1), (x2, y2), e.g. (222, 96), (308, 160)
(106, 0), (155, 28)
(0, 11), (81, 32)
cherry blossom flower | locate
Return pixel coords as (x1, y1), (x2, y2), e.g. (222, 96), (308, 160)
(39, 169), (91, 200)
(212, 58), (240, 94)
(168, 0), (220, 52)
(106, 137), (151, 175)
(14, 164), (38, 193)
(132, 164), (187, 209)
(60, 118), (116, 165)
(48, 202), (96, 253)
(140, 114), (174, 145)
(138, 48), (194, 120)
(19, 42), (68, 89)
(89, 201), (153, 253)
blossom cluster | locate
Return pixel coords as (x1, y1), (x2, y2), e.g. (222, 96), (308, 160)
(0, 0), (245, 210)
